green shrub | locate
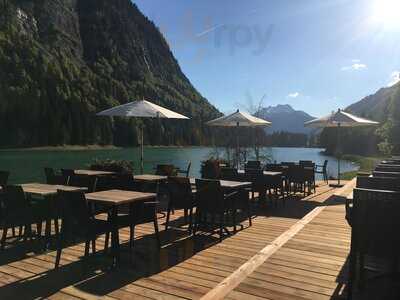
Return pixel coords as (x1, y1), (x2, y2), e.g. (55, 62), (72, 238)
(89, 158), (134, 174)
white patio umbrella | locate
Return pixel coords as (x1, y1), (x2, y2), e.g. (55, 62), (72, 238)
(206, 109), (271, 168)
(97, 100), (189, 174)
(305, 109), (379, 187)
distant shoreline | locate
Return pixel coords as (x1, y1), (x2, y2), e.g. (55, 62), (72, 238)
(0, 145), (325, 152)
(0, 144), (209, 151)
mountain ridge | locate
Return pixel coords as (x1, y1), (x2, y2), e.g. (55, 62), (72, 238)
(256, 104), (315, 134)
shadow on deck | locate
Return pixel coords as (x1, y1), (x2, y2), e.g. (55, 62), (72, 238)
(0, 182), (349, 299)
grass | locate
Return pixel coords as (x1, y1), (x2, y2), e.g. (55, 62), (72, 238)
(341, 154), (382, 180)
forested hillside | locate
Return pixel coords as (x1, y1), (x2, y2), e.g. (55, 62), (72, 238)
(319, 83), (400, 156)
(0, 0), (220, 148)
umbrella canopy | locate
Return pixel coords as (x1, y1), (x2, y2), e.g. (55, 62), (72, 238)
(305, 109), (379, 187)
(206, 110), (271, 168)
(206, 109), (271, 127)
(304, 109), (379, 128)
(97, 100), (189, 120)
(97, 100), (189, 174)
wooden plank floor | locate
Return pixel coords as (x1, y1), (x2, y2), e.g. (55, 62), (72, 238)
(0, 181), (352, 300)
(225, 180), (355, 300)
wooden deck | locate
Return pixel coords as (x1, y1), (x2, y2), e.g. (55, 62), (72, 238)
(0, 180), (355, 300)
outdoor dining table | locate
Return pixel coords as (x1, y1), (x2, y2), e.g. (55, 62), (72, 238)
(237, 170), (283, 177)
(74, 169), (116, 176)
(85, 189), (157, 265)
(188, 178), (252, 190)
(134, 174), (168, 194)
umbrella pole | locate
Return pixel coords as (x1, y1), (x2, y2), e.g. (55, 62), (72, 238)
(337, 123), (341, 186)
(330, 123), (343, 188)
(140, 124), (144, 174)
(236, 122), (240, 169)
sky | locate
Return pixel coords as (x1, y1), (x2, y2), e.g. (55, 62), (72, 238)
(134, 0), (400, 117)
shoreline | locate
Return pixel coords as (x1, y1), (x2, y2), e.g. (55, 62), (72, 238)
(0, 145), (323, 152)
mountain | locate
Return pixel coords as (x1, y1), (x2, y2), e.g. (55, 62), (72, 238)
(256, 104), (315, 134)
(346, 82), (400, 121)
(0, 0), (220, 148)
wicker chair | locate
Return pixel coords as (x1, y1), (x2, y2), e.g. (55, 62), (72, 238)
(220, 168), (239, 181)
(166, 176), (196, 231)
(315, 160), (328, 183)
(348, 188), (400, 299)
(44, 168), (68, 185)
(55, 190), (111, 269)
(245, 161), (261, 170)
(1, 186), (46, 250)
(194, 179), (238, 242)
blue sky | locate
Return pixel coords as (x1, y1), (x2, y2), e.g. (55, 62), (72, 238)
(134, 0), (400, 117)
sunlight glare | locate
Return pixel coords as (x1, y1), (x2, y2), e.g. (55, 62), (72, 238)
(372, 0), (400, 30)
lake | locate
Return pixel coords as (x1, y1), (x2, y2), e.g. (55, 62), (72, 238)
(0, 147), (358, 184)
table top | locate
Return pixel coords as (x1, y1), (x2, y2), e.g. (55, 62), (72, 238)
(189, 178), (251, 189)
(85, 189), (157, 205)
(134, 174), (168, 182)
(237, 170), (282, 176)
(74, 169), (116, 176)
(19, 183), (87, 197)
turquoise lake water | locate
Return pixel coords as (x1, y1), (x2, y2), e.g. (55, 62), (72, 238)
(0, 147), (358, 184)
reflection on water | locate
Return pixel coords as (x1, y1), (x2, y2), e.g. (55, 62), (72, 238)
(0, 146), (358, 183)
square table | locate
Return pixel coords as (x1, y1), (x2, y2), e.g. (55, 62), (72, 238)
(19, 183), (87, 197)
(237, 170), (283, 177)
(74, 169), (116, 176)
(133, 174), (168, 182)
(86, 189), (157, 265)
(189, 178), (252, 190)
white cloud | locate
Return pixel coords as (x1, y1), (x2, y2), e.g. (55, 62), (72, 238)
(341, 63), (367, 71)
(352, 59), (361, 63)
(287, 92), (300, 98)
(388, 71), (400, 87)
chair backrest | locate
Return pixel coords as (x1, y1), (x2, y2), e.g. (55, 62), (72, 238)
(155, 164), (177, 177)
(356, 176), (400, 191)
(201, 161), (221, 179)
(44, 167), (56, 184)
(0, 171), (10, 188)
(220, 168), (239, 181)
(3, 185), (31, 219)
(352, 188), (400, 258)
(281, 162), (296, 167)
(373, 171), (400, 178)
(288, 165), (305, 182)
(57, 190), (93, 237)
(167, 176), (193, 209)
(245, 161), (261, 170)
(68, 174), (98, 193)
(375, 165), (400, 172)
(299, 160), (314, 168)
(323, 160), (328, 169)
(195, 179), (225, 213)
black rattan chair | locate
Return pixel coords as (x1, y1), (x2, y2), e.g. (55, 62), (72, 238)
(194, 179), (238, 242)
(315, 160), (328, 183)
(55, 190), (111, 269)
(348, 188), (400, 299)
(1, 185), (46, 250)
(44, 168), (68, 185)
(166, 176), (196, 231)
(220, 168), (239, 181)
